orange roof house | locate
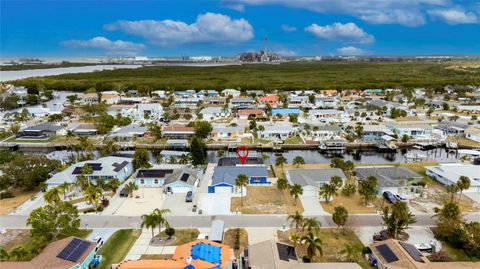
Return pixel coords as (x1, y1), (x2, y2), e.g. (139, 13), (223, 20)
(237, 109), (265, 119)
(258, 95), (279, 104)
(318, 90), (338, 96)
(114, 239), (234, 269)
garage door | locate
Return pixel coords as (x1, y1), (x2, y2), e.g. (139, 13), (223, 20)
(302, 187), (318, 197)
(215, 186), (232, 193)
(169, 186), (192, 194)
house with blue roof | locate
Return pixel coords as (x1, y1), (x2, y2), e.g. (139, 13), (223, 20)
(271, 108), (302, 115)
(208, 166), (269, 194)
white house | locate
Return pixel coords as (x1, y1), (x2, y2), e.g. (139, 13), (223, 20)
(308, 109), (346, 123)
(309, 125), (343, 141)
(199, 107), (228, 120)
(285, 168), (346, 197)
(222, 88), (241, 97)
(355, 166), (423, 196)
(287, 95), (309, 108)
(387, 123), (433, 139)
(122, 103), (164, 122)
(258, 123), (295, 140)
(314, 96), (339, 109)
(426, 164), (480, 193)
(465, 127), (480, 143)
(134, 165), (199, 193)
(230, 97), (254, 109)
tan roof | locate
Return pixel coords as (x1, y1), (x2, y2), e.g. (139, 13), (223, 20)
(370, 239), (480, 269)
(1, 236), (95, 269)
(248, 239), (362, 269)
(237, 109), (265, 116)
(162, 124), (194, 133)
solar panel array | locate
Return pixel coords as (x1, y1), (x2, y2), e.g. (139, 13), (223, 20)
(72, 163), (102, 174)
(180, 173), (190, 182)
(112, 161), (129, 172)
(57, 238), (91, 262)
(277, 243), (297, 261)
(137, 169), (173, 178)
(399, 241), (424, 263)
(376, 244), (399, 263)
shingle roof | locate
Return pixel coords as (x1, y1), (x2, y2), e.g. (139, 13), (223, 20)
(286, 168), (346, 187)
(212, 166), (268, 186)
(355, 166), (422, 188)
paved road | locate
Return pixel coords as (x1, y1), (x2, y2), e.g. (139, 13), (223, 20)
(2, 213), (479, 229)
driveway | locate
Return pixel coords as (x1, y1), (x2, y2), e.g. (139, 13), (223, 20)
(300, 196), (329, 216)
(197, 193), (232, 215)
(245, 227), (278, 244)
(354, 226), (435, 246)
(124, 229), (176, 260)
(162, 193), (196, 216)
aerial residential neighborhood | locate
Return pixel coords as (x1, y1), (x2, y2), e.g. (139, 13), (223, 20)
(1, 1), (480, 269)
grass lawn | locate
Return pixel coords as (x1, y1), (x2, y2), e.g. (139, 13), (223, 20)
(321, 191), (384, 214)
(5, 136), (55, 143)
(446, 136), (480, 148)
(278, 228), (370, 268)
(430, 228), (479, 262)
(0, 189), (39, 215)
(0, 230), (33, 251)
(231, 186), (304, 214)
(283, 136), (303, 144)
(224, 228), (248, 256)
(240, 137), (253, 144)
(158, 229), (199, 246)
(96, 229), (141, 269)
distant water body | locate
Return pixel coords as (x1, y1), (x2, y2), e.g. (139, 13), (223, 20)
(0, 64), (142, 82)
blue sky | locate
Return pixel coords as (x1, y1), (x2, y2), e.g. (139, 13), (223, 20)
(1, 0), (480, 57)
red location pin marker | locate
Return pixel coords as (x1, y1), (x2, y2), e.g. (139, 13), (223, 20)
(236, 146), (249, 165)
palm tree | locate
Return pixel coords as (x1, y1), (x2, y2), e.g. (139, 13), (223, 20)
(43, 187), (61, 204)
(300, 232), (323, 262)
(289, 233), (302, 248)
(340, 244), (357, 262)
(235, 174), (249, 206)
(457, 176), (471, 201)
(275, 156), (288, 168)
(179, 154), (190, 165)
(446, 184), (459, 202)
(84, 185), (102, 211)
(276, 178), (289, 191)
(289, 184), (303, 206)
(106, 178), (121, 193)
(80, 165), (94, 186)
(101, 139), (119, 156)
(58, 182), (71, 199)
(75, 175), (88, 191)
(77, 136), (94, 154)
(332, 206), (349, 232)
(382, 202), (416, 239)
(330, 176), (343, 190)
(141, 213), (157, 238)
(125, 182), (138, 198)
(153, 208), (171, 239)
(66, 130), (75, 142)
(287, 211), (304, 230)
(319, 183), (337, 203)
(302, 217), (321, 233)
(96, 178), (106, 192)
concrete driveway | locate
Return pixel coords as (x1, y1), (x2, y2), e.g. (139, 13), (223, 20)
(354, 226), (435, 246)
(300, 196), (329, 216)
(162, 193), (196, 216)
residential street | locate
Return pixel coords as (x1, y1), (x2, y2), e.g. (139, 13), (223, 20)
(2, 213), (479, 229)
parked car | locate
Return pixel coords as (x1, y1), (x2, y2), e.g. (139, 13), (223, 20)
(185, 191), (193, 202)
(372, 232), (387, 242)
(383, 191), (397, 204)
(394, 194), (407, 201)
(119, 188), (128, 197)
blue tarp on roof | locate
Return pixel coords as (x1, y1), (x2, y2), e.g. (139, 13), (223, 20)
(191, 242), (221, 264)
(272, 108), (301, 115)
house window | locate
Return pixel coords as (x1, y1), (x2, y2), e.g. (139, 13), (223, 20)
(154, 179), (159, 184)
(140, 179), (145, 185)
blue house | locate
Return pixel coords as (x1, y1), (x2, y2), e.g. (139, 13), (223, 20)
(134, 165), (199, 193)
(208, 166), (269, 193)
(272, 108), (302, 115)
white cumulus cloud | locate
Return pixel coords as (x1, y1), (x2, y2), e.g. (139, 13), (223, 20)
(223, 0), (460, 27)
(336, 46), (367, 56)
(61, 36), (145, 54)
(281, 24), (297, 32)
(305, 22), (374, 44)
(104, 13), (254, 46)
(428, 9), (478, 24)
(274, 48), (298, 56)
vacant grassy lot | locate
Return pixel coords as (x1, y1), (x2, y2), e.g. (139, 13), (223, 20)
(0, 229), (33, 251)
(158, 229), (199, 245)
(224, 228), (248, 256)
(97, 229), (141, 269)
(231, 186), (304, 214)
(278, 228), (369, 268)
(9, 61), (480, 91)
(320, 189), (384, 214)
(0, 189), (39, 215)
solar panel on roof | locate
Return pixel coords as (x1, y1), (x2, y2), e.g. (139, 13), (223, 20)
(57, 238), (91, 262)
(277, 243), (297, 261)
(72, 163), (102, 175)
(137, 169), (174, 178)
(112, 161), (129, 172)
(180, 173), (190, 182)
(376, 244), (399, 263)
(399, 241), (424, 263)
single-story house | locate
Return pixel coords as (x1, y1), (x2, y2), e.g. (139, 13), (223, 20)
(83, 93), (99, 103)
(362, 124), (394, 142)
(308, 109), (342, 123)
(25, 107), (53, 117)
(159, 150), (190, 161)
(434, 121), (469, 137)
(209, 166), (269, 194)
(258, 123), (295, 140)
(287, 96), (309, 108)
(245, 239), (362, 269)
(315, 96), (339, 109)
(222, 88), (241, 97)
(125, 103), (164, 122)
(387, 123), (433, 138)
(309, 125), (343, 141)
(465, 127), (480, 143)
(174, 97), (202, 108)
(230, 97), (254, 109)
(71, 123), (97, 136)
(285, 168), (346, 197)
(426, 164), (480, 193)
(211, 126), (244, 141)
(134, 165), (199, 193)
(46, 156), (133, 188)
(18, 122), (66, 139)
(369, 239), (475, 269)
(217, 156), (265, 167)
(205, 97), (227, 106)
(114, 239), (234, 269)
(258, 95), (280, 107)
(355, 166), (423, 196)
(162, 124), (195, 139)
(108, 124), (147, 142)
(237, 108), (265, 119)
(1, 236), (97, 269)
(199, 107), (227, 120)
(100, 91), (120, 104)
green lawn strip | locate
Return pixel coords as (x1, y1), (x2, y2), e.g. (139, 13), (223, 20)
(159, 229), (199, 246)
(96, 229), (141, 269)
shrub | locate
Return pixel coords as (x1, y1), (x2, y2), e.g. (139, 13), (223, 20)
(429, 250), (451, 262)
(165, 227), (175, 239)
(0, 191), (14, 199)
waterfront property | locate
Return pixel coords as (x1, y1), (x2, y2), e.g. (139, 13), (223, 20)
(309, 125), (343, 141)
(285, 168), (346, 197)
(108, 124), (147, 142)
(355, 166), (423, 196)
(211, 126), (245, 142)
(1, 236), (97, 269)
(209, 166), (269, 194)
(426, 164), (480, 193)
(46, 156), (133, 188)
(114, 239), (234, 269)
(162, 124), (195, 139)
(18, 122), (66, 139)
(258, 123), (295, 140)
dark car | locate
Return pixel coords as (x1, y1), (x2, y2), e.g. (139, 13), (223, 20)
(373, 232), (387, 242)
(119, 187), (128, 197)
(185, 191), (193, 202)
(383, 191), (397, 204)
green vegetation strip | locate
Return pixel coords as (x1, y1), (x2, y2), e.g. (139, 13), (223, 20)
(96, 229), (140, 269)
(9, 61), (480, 91)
